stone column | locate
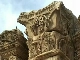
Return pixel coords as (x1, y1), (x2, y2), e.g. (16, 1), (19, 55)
(17, 1), (76, 60)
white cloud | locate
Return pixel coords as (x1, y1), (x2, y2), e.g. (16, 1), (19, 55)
(0, 2), (16, 32)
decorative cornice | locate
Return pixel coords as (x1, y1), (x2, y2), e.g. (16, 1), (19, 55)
(17, 1), (63, 26)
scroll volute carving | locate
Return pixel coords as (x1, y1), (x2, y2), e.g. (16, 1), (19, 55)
(25, 23), (34, 38)
(41, 33), (49, 52)
(59, 38), (67, 54)
(36, 42), (42, 55)
(30, 18), (39, 36)
(41, 32), (56, 52)
(29, 45), (37, 58)
(24, 18), (39, 38)
(25, 14), (51, 37)
(27, 16), (45, 36)
(27, 37), (41, 59)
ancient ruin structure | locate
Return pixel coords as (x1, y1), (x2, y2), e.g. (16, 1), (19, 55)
(0, 28), (28, 60)
(1, 1), (80, 60)
(17, 1), (80, 60)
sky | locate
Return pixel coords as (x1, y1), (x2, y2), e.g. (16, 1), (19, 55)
(0, 0), (80, 38)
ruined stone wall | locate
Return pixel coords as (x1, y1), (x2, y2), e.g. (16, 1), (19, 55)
(0, 29), (28, 60)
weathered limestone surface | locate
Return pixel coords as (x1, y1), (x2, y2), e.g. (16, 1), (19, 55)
(1, 1), (80, 60)
(0, 28), (28, 60)
(17, 1), (80, 60)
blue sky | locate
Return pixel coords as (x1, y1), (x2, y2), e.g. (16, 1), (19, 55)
(0, 0), (80, 38)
